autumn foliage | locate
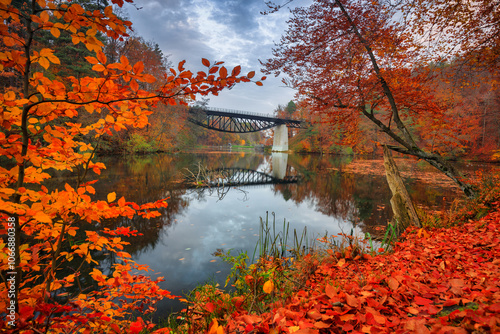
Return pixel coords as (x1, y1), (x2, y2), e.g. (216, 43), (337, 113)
(262, 0), (500, 197)
(0, 0), (261, 332)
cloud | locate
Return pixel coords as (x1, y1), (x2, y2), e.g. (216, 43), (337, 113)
(124, 0), (311, 114)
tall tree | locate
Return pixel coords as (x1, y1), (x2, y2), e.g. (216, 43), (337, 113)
(0, 0), (261, 332)
(262, 0), (499, 198)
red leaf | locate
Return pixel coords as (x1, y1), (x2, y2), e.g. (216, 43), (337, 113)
(178, 60), (186, 71)
(414, 296), (433, 306)
(202, 58), (210, 67)
(443, 299), (460, 307)
(205, 302), (215, 313)
(219, 66), (227, 78)
(232, 65), (241, 76)
(129, 319), (144, 334)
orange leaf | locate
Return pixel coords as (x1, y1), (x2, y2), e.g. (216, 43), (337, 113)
(202, 58), (210, 67)
(133, 61), (144, 74)
(313, 321), (330, 329)
(85, 56), (99, 64)
(96, 51), (107, 64)
(345, 293), (358, 308)
(340, 314), (355, 321)
(50, 27), (60, 38)
(263, 280), (274, 294)
(92, 64), (106, 72)
(449, 279), (464, 288)
(387, 277), (399, 291)
(325, 284), (336, 299)
(293, 329), (319, 334)
(208, 319), (224, 334)
(107, 192), (116, 202)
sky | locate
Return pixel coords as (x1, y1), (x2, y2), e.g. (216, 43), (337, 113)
(123, 0), (312, 115)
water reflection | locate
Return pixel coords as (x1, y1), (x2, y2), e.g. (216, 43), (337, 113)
(71, 152), (465, 318)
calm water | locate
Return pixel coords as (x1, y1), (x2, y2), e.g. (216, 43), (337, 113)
(63, 151), (479, 317)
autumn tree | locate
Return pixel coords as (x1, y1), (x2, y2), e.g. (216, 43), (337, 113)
(261, 0), (500, 198)
(0, 0), (261, 332)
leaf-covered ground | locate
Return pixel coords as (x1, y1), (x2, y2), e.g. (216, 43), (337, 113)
(217, 204), (500, 333)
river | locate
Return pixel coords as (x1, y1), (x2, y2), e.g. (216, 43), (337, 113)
(59, 150), (491, 319)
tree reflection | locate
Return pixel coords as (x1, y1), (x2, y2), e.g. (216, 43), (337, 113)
(69, 152), (461, 258)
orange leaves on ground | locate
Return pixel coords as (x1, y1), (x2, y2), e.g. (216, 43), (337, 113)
(204, 204), (500, 334)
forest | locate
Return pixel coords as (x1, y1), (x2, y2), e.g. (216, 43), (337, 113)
(0, 0), (499, 333)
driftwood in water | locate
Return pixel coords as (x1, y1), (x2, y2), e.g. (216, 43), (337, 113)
(383, 145), (421, 232)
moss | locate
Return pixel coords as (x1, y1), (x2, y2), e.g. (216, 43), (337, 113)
(436, 302), (479, 318)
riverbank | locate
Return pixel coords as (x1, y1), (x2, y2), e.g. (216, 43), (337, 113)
(148, 177), (500, 334)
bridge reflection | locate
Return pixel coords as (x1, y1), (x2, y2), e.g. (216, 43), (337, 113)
(184, 167), (299, 189)
(183, 153), (297, 199)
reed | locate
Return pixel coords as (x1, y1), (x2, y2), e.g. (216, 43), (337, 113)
(252, 211), (311, 262)
(365, 221), (398, 255)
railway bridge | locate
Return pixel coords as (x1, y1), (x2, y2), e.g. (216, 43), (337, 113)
(187, 107), (304, 152)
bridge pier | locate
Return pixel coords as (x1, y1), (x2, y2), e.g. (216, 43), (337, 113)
(272, 124), (289, 152)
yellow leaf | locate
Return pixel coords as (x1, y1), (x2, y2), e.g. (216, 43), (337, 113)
(107, 192), (116, 202)
(263, 279), (274, 294)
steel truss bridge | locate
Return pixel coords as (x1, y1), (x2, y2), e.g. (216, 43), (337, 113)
(185, 167), (299, 189)
(187, 107), (303, 133)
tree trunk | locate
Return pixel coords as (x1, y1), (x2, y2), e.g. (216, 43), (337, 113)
(383, 145), (421, 233)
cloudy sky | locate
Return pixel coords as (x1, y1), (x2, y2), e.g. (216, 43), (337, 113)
(123, 0), (312, 115)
